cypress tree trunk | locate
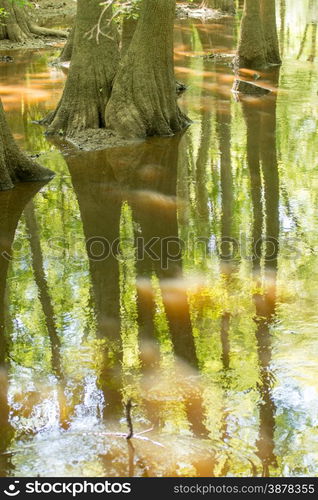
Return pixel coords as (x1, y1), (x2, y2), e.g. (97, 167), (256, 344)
(121, 16), (138, 57)
(105, 0), (189, 139)
(44, 0), (120, 137)
(236, 0), (281, 70)
(0, 0), (67, 42)
(59, 24), (76, 62)
(260, 0), (281, 65)
(236, 0), (267, 69)
(0, 99), (54, 191)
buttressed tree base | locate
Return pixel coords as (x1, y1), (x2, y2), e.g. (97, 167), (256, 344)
(0, 0), (67, 41)
(0, 100), (54, 191)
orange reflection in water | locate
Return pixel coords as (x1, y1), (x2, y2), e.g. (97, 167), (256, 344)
(0, 62), (65, 111)
(175, 66), (220, 78)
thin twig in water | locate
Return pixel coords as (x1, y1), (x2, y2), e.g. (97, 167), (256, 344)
(128, 439), (135, 476)
(0, 428), (165, 458)
(126, 399), (134, 440)
(135, 427), (154, 436)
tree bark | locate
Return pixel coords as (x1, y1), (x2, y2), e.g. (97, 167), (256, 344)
(0, 0), (67, 42)
(260, 0), (281, 65)
(236, 0), (281, 69)
(44, 0), (119, 137)
(0, 98), (54, 191)
(236, 0), (267, 69)
(105, 0), (189, 139)
(59, 24), (76, 62)
(121, 15), (138, 57)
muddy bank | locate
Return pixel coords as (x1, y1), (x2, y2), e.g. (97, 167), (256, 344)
(0, 0), (75, 51)
(33, 0), (76, 27)
(59, 128), (145, 152)
(0, 37), (66, 51)
(29, 127), (144, 155)
(176, 3), (232, 20)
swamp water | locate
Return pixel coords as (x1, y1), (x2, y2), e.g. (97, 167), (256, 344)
(0, 0), (318, 477)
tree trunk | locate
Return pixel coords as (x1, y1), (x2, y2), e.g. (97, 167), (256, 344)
(260, 0), (281, 65)
(236, 0), (267, 69)
(44, 0), (120, 137)
(0, 99), (54, 191)
(121, 16), (138, 57)
(0, 0), (67, 42)
(59, 24), (76, 62)
(105, 0), (189, 139)
(279, 0), (286, 57)
(236, 0), (281, 69)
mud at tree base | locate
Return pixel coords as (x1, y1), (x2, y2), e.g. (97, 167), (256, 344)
(176, 2), (234, 20)
(33, 0), (77, 26)
(0, 0), (76, 51)
(46, 128), (145, 152)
